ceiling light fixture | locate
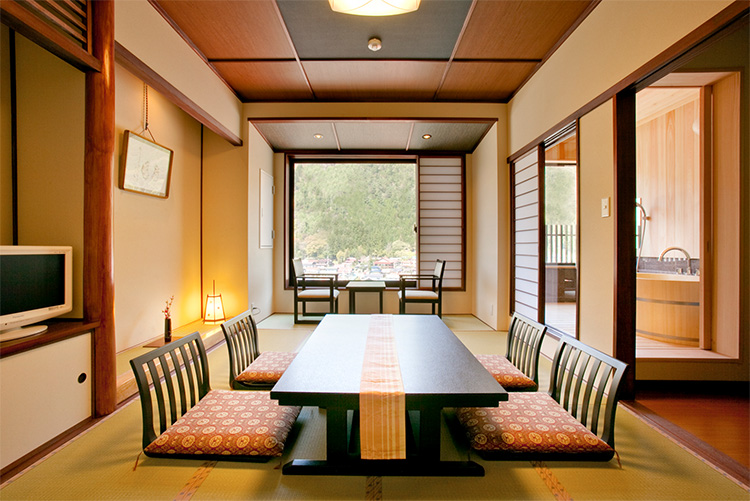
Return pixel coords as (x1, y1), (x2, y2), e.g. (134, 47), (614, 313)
(313, 134), (324, 139)
(422, 134), (432, 140)
(368, 37), (382, 52)
(329, 0), (421, 16)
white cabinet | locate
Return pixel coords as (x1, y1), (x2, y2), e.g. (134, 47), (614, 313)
(0, 333), (92, 469)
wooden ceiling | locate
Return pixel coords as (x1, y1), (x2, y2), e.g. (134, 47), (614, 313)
(150, 0), (598, 151)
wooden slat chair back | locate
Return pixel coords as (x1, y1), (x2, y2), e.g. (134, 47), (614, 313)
(292, 257), (339, 324)
(548, 335), (627, 449)
(476, 312), (548, 391)
(398, 258), (446, 317)
(130, 332), (210, 450)
(130, 332), (302, 461)
(221, 309), (296, 390)
(457, 334), (628, 461)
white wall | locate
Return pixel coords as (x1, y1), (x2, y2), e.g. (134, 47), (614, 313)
(114, 0), (242, 142)
(509, 0), (734, 154)
(470, 123), (499, 329)
(247, 125), (276, 320)
(202, 125), (250, 321)
(578, 102), (615, 355)
(114, 64), (203, 351)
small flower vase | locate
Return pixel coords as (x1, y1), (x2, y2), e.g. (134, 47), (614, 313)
(164, 318), (172, 343)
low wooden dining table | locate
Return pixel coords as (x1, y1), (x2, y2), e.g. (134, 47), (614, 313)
(270, 314), (507, 476)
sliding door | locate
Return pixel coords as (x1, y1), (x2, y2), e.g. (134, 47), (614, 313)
(511, 148), (543, 321)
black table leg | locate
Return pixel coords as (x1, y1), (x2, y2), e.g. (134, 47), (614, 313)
(282, 406), (485, 476)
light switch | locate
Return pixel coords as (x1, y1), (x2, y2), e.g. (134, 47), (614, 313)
(601, 197), (610, 218)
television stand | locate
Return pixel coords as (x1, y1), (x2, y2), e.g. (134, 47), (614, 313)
(0, 324), (49, 343)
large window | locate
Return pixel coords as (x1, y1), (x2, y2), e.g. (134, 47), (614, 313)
(293, 160), (417, 281)
(288, 156), (465, 289)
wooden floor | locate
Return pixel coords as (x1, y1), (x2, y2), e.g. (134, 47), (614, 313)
(629, 380), (749, 487)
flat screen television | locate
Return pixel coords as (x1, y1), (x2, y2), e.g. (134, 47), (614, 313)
(0, 245), (73, 342)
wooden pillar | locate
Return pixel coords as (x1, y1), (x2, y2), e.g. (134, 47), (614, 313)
(613, 89), (637, 400)
(84, 0), (116, 416)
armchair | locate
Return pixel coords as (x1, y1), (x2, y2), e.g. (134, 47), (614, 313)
(292, 257), (339, 324)
(398, 259), (446, 317)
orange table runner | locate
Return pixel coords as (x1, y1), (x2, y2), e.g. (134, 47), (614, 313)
(359, 314), (406, 460)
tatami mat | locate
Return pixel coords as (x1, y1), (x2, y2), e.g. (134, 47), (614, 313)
(2, 315), (747, 500)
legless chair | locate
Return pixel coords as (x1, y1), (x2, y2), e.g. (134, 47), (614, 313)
(458, 334), (628, 462)
(221, 309), (296, 390)
(398, 259), (445, 317)
(292, 257), (339, 324)
(130, 332), (301, 461)
(475, 312), (547, 391)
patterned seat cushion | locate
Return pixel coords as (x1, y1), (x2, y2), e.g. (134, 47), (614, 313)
(298, 289), (339, 299)
(144, 390), (301, 458)
(475, 354), (537, 391)
(235, 351), (296, 384)
(456, 393), (614, 458)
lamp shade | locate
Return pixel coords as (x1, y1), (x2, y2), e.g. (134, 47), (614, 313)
(204, 294), (226, 323)
(328, 0), (420, 16)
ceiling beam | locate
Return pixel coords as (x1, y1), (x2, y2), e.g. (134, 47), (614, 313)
(115, 42), (242, 146)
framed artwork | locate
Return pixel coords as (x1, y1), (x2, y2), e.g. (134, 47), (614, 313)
(119, 130), (174, 198)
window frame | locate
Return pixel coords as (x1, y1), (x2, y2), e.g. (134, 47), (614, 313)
(284, 153), (466, 291)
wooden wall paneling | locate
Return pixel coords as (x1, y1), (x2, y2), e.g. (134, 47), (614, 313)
(699, 85), (713, 350)
(636, 93), (701, 258)
(152, 0), (295, 59)
(302, 61), (445, 101)
(437, 61), (538, 101)
(455, 0), (594, 59)
(711, 73), (741, 357)
(211, 61), (313, 101)
(84, 0), (116, 416)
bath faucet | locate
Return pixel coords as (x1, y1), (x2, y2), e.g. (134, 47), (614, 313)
(659, 246), (693, 274)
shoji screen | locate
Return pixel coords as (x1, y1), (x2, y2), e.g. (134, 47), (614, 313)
(511, 148), (542, 320)
(418, 156), (464, 289)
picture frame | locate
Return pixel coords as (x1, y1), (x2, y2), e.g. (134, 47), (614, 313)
(119, 130), (174, 198)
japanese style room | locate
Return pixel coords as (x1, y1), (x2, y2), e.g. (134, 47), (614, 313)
(0, 1), (748, 499)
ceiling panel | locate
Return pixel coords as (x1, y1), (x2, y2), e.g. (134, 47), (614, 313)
(253, 122), (338, 151)
(154, 0), (295, 59)
(454, 0), (593, 59)
(249, 119), (496, 152)
(335, 121), (413, 150)
(212, 62), (313, 101)
(410, 122), (494, 151)
(150, 1), (597, 151)
(437, 62), (539, 101)
(277, 0), (472, 60)
(303, 61), (446, 101)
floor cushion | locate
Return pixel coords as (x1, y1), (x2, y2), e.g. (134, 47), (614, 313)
(457, 392), (614, 458)
(235, 351), (297, 384)
(144, 390), (301, 458)
(475, 354), (538, 391)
